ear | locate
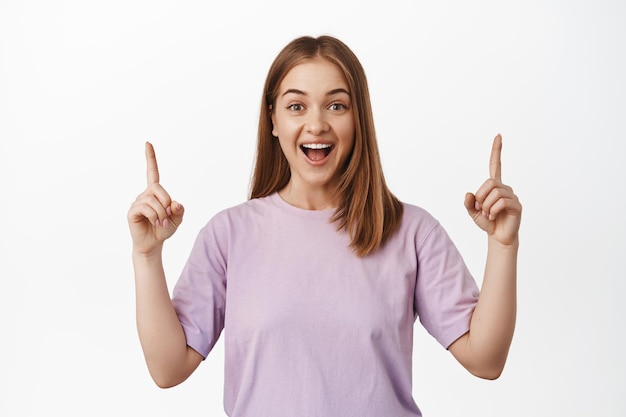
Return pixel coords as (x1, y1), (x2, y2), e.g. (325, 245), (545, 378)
(270, 106), (278, 137)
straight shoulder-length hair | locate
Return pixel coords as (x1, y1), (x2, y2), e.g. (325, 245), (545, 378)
(249, 35), (403, 257)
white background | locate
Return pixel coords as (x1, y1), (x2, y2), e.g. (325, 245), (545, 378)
(1, 1), (625, 416)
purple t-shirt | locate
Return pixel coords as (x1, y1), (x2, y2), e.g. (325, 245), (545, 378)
(172, 193), (478, 416)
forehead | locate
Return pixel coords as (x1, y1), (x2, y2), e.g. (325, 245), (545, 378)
(278, 58), (349, 93)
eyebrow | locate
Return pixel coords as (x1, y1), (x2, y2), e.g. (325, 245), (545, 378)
(281, 88), (351, 97)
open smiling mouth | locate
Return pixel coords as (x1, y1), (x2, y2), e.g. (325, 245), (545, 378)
(301, 143), (333, 162)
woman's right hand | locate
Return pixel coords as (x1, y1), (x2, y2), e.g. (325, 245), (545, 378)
(127, 142), (184, 256)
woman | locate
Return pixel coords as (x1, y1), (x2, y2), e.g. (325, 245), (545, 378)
(128, 35), (521, 416)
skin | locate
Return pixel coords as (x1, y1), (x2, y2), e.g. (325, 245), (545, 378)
(127, 62), (521, 386)
(128, 142), (202, 388)
(270, 57), (356, 210)
(448, 133), (522, 379)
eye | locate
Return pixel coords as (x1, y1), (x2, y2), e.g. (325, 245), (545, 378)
(287, 103), (304, 112)
(328, 102), (348, 111)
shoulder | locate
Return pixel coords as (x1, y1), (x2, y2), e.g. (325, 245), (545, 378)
(198, 195), (276, 233)
(400, 201), (440, 231)
(215, 195), (273, 219)
(189, 196), (276, 257)
(395, 201), (454, 251)
(399, 202), (470, 266)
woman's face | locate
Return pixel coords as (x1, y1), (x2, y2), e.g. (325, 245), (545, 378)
(271, 57), (355, 201)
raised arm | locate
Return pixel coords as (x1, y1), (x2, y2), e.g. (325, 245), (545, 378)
(127, 142), (202, 388)
(449, 134), (522, 379)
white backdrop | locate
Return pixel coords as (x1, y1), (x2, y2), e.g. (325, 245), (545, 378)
(1, 1), (624, 416)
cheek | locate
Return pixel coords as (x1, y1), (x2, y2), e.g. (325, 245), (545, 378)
(276, 136), (298, 162)
(273, 116), (301, 139)
(338, 122), (356, 149)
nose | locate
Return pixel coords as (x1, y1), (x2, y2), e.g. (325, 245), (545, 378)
(305, 108), (330, 135)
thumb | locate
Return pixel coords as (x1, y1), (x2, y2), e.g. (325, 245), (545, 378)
(464, 192), (480, 218)
(169, 201), (185, 226)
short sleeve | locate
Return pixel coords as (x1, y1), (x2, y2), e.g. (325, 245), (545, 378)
(171, 218), (228, 359)
(414, 223), (479, 349)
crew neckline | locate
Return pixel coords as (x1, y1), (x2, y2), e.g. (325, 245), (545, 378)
(269, 192), (337, 220)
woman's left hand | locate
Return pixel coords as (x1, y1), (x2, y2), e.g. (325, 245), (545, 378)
(464, 134), (522, 246)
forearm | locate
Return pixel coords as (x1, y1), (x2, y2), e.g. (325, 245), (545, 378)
(133, 249), (195, 387)
(464, 236), (518, 377)
(452, 134), (521, 379)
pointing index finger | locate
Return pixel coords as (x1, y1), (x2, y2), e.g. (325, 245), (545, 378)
(489, 134), (502, 181)
(145, 141), (160, 185)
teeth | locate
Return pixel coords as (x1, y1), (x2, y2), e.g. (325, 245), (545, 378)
(302, 143), (332, 149)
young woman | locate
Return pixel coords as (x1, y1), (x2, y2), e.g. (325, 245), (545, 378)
(128, 35), (521, 416)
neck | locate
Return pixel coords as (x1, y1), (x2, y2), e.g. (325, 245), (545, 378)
(278, 182), (338, 211)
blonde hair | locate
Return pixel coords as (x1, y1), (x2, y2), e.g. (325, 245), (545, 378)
(250, 35), (403, 257)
